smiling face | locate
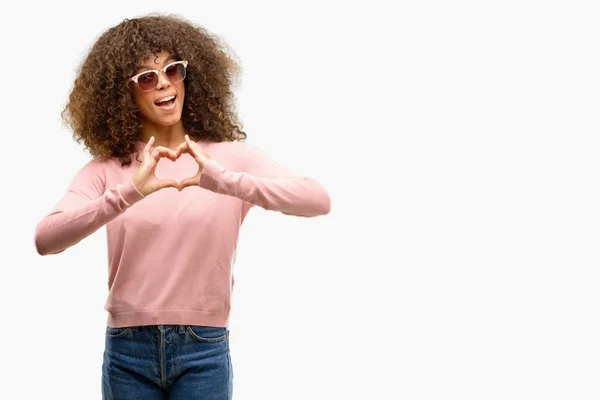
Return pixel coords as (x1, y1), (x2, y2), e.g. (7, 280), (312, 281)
(131, 51), (186, 128)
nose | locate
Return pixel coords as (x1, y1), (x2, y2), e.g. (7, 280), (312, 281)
(155, 71), (171, 90)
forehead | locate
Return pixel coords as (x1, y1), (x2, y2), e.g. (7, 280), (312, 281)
(138, 51), (176, 69)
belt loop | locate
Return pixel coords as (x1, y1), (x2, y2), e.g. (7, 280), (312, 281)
(179, 325), (185, 334)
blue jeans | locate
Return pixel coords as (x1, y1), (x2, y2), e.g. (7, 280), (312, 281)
(102, 325), (233, 399)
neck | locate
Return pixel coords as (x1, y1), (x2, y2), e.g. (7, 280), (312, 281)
(138, 120), (187, 149)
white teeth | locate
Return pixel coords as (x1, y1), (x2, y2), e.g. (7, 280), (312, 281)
(156, 95), (175, 104)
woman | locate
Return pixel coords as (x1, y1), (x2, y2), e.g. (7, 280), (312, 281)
(34, 14), (330, 399)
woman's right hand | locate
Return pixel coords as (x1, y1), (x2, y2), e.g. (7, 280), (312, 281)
(131, 136), (179, 196)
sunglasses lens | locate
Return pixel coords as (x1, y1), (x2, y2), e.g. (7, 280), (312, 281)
(133, 62), (187, 91)
(165, 63), (186, 83)
(138, 71), (158, 91)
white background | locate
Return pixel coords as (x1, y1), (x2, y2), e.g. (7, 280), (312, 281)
(1, 0), (599, 399)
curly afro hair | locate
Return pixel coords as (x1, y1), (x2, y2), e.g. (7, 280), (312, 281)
(62, 14), (246, 166)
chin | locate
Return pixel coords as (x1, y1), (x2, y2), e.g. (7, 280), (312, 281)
(153, 113), (183, 127)
(159, 117), (182, 126)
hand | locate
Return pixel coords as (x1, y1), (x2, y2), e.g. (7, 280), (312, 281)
(131, 136), (180, 196)
(174, 135), (213, 191)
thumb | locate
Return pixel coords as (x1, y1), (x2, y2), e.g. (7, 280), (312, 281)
(155, 179), (179, 191)
(178, 177), (199, 191)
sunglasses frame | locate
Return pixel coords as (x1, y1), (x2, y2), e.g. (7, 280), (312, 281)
(130, 60), (189, 91)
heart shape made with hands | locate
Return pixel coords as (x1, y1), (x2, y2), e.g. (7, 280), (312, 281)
(137, 135), (212, 194)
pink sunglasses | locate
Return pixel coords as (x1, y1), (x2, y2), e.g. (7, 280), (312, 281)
(130, 61), (188, 91)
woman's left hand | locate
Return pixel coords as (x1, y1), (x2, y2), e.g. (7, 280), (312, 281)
(176, 135), (213, 191)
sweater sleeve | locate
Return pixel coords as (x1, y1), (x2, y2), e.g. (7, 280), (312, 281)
(34, 159), (145, 255)
(198, 142), (331, 217)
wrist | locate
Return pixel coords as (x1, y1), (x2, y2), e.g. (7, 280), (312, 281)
(119, 179), (146, 206)
(130, 177), (149, 197)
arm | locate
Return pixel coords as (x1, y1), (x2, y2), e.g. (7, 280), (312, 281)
(199, 141), (331, 217)
(34, 139), (180, 255)
(34, 160), (144, 255)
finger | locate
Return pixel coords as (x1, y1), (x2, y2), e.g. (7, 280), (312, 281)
(142, 136), (155, 163)
(150, 147), (163, 161)
(151, 145), (171, 154)
(165, 148), (178, 160)
(185, 135), (208, 165)
(144, 136), (155, 154)
(143, 137), (155, 161)
(152, 146), (177, 161)
(174, 142), (189, 158)
(184, 135), (198, 153)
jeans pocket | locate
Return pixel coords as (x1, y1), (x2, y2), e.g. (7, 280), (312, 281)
(186, 326), (229, 343)
(105, 326), (132, 338)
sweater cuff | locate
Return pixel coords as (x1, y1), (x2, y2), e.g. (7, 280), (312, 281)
(119, 179), (145, 207)
(201, 159), (224, 178)
(198, 159), (226, 193)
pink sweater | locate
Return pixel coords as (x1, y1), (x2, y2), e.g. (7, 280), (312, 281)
(35, 139), (330, 328)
